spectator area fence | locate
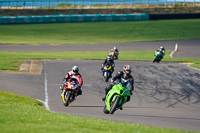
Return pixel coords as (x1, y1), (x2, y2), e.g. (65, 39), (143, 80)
(0, 0), (200, 9)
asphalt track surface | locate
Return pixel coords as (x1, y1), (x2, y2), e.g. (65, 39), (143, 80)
(0, 40), (200, 131)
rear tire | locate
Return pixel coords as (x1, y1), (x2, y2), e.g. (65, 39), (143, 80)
(64, 91), (72, 106)
(157, 58), (161, 63)
(109, 96), (120, 114)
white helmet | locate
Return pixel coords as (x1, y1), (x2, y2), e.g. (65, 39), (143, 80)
(107, 55), (112, 61)
(160, 46), (164, 49)
(72, 66), (79, 74)
(114, 46), (117, 50)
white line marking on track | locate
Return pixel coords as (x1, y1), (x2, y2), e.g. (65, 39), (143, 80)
(180, 63), (200, 72)
(44, 62), (50, 111)
(170, 50), (175, 58)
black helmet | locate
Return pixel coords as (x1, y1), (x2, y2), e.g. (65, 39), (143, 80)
(72, 66), (79, 74)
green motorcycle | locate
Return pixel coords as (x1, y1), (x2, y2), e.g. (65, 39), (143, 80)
(103, 79), (130, 114)
(153, 50), (163, 63)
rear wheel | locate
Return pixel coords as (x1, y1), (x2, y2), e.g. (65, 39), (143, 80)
(64, 91), (72, 106)
(157, 58), (161, 63)
(109, 96), (120, 114)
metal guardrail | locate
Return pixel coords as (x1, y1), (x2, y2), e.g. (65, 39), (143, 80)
(0, 0), (199, 9)
(0, 14), (150, 24)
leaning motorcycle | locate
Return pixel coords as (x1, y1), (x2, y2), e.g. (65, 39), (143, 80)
(61, 78), (79, 106)
(102, 63), (113, 82)
(153, 51), (163, 63)
(103, 79), (130, 114)
(109, 51), (118, 60)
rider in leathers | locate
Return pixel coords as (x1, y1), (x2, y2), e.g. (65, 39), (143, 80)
(60, 66), (83, 96)
(109, 46), (119, 60)
(101, 55), (115, 74)
(102, 65), (134, 103)
(113, 46), (119, 60)
(155, 46), (165, 60)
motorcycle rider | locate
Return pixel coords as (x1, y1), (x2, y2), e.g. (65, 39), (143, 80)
(109, 46), (119, 60)
(101, 55), (115, 74)
(155, 46), (166, 59)
(102, 65), (134, 104)
(113, 46), (119, 59)
(60, 66), (83, 96)
(159, 46), (166, 55)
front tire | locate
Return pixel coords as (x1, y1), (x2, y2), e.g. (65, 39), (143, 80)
(104, 72), (108, 82)
(109, 96), (120, 114)
(103, 105), (109, 114)
(64, 91), (72, 106)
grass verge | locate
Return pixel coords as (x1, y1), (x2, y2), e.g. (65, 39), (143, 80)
(0, 50), (200, 70)
(0, 19), (200, 44)
(0, 91), (198, 133)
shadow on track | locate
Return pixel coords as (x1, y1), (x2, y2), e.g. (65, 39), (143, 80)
(117, 114), (200, 121)
(69, 105), (104, 108)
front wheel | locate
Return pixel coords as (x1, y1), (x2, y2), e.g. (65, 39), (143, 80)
(64, 91), (72, 106)
(104, 72), (109, 82)
(109, 96), (120, 114)
(103, 105), (109, 114)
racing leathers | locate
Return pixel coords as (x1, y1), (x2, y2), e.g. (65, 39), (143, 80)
(109, 49), (119, 60)
(101, 59), (115, 74)
(113, 48), (119, 59)
(102, 71), (134, 102)
(61, 71), (83, 95)
(156, 48), (165, 59)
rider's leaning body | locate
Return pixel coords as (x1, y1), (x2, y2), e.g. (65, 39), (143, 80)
(160, 46), (166, 55)
(155, 46), (166, 58)
(109, 46), (119, 60)
(61, 66), (83, 95)
(102, 65), (134, 102)
(101, 55), (115, 72)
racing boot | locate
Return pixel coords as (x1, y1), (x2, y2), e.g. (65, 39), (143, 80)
(60, 86), (63, 91)
(102, 86), (110, 101)
(102, 94), (107, 101)
(77, 89), (82, 96)
(60, 83), (65, 91)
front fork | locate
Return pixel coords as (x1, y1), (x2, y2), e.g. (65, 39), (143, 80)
(61, 90), (66, 103)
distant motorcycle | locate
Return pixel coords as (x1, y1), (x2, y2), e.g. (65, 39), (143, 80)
(153, 51), (163, 63)
(109, 51), (118, 60)
(102, 63), (113, 82)
(61, 78), (79, 106)
(103, 79), (130, 114)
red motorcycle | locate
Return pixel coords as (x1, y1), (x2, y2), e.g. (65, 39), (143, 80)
(61, 78), (79, 106)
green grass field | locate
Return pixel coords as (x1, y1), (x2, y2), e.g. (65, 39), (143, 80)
(0, 19), (200, 44)
(1, 91), (198, 133)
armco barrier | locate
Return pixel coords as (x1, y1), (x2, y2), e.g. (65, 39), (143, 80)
(0, 14), (149, 24)
(149, 13), (200, 20)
